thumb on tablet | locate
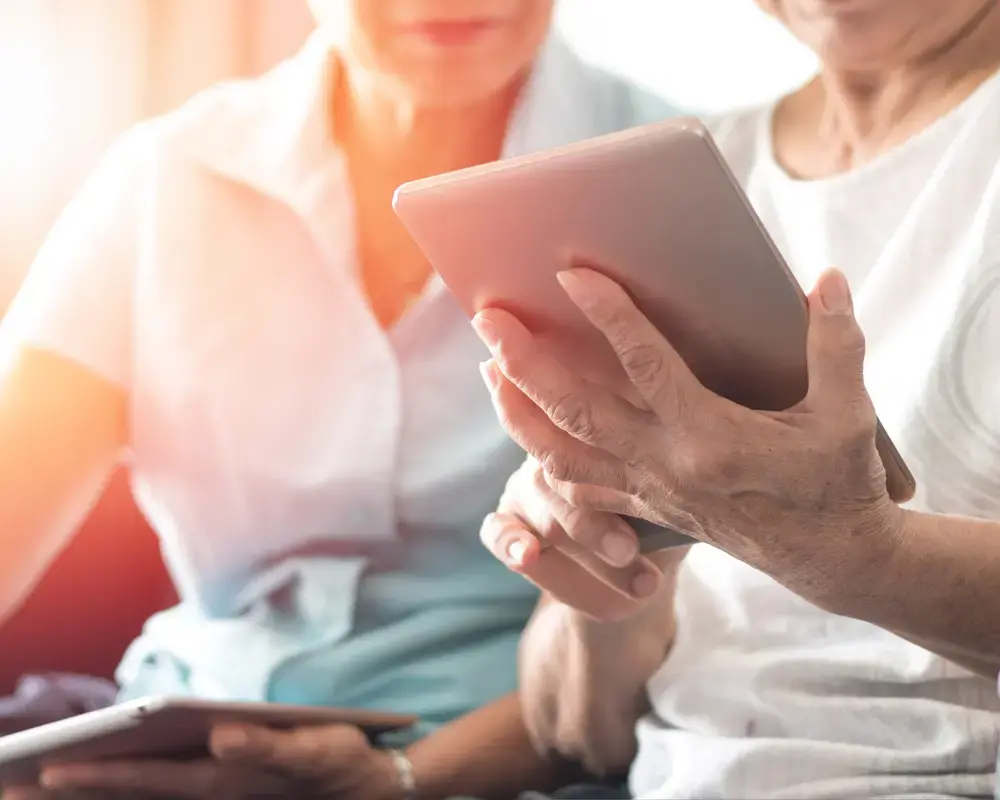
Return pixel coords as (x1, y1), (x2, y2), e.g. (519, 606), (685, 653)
(804, 269), (868, 413)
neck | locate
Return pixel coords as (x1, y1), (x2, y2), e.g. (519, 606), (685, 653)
(780, 1), (1000, 175)
(335, 59), (525, 185)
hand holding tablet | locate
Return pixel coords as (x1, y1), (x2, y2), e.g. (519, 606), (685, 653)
(393, 116), (915, 555)
(0, 696), (415, 792)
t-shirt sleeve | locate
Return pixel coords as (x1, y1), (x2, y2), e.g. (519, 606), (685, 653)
(1, 129), (151, 390)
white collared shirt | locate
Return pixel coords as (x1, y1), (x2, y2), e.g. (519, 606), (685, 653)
(3, 32), (680, 719)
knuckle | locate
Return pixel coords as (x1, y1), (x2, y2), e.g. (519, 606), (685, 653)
(310, 723), (343, 738)
(671, 436), (733, 486)
(288, 734), (331, 772)
(561, 505), (602, 545)
(548, 393), (597, 441)
(617, 342), (667, 392)
(837, 312), (866, 349)
(559, 502), (588, 534)
(836, 404), (877, 456)
(559, 481), (594, 510)
(669, 437), (700, 483)
(495, 348), (530, 381)
(541, 451), (577, 483)
(849, 321), (867, 356)
(601, 302), (633, 333)
(825, 314), (867, 368)
(621, 463), (646, 496)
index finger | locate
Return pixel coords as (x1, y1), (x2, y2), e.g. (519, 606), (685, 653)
(41, 759), (214, 795)
(472, 308), (655, 463)
(480, 510), (661, 608)
(557, 268), (702, 419)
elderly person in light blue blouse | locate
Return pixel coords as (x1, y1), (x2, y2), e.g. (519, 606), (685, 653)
(0, 1), (678, 798)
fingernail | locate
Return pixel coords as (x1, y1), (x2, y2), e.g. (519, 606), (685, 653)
(471, 314), (499, 350)
(600, 531), (638, 566)
(556, 269), (590, 301)
(631, 569), (660, 598)
(479, 360), (500, 391)
(506, 538), (529, 566)
(818, 270), (852, 314)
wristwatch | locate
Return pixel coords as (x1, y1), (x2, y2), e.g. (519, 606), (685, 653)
(387, 748), (418, 800)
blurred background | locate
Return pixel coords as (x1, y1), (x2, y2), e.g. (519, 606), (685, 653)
(0, 0), (816, 312)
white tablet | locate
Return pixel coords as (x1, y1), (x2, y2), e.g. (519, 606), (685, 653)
(0, 696), (416, 785)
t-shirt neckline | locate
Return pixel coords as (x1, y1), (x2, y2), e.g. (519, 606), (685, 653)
(756, 66), (1000, 195)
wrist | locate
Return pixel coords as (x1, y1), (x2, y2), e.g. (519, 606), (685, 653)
(806, 500), (909, 617)
(371, 747), (418, 800)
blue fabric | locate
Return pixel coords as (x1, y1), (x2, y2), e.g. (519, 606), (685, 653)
(267, 531), (538, 738)
(119, 531), (538, 741)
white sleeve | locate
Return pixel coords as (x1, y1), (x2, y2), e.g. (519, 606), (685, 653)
(1, 129), (152, 390)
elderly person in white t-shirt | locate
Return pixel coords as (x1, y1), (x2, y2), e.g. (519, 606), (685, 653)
(477, 0), (1000, 798)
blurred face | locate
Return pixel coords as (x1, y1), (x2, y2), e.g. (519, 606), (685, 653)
(309, 0), (555, 107)
(755, 0), (999, 71)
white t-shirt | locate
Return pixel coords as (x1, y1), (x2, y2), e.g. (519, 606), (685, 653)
(631, 69), (1000, 799)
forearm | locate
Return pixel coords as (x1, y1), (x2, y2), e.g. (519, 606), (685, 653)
(0, 347), (125, 625)
(519, 577), (679, 776)
(821, 509), (1000, 679)
(402, 692), (583, 800)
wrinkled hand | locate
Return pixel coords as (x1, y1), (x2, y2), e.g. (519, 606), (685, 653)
(5, 723), (401, 800)
(481, 456), (689, 621)
(473, 266), (905, 607)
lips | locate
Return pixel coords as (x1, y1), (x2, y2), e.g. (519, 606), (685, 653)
(797, 0), (879, 15)
(400, 18), (503, 46)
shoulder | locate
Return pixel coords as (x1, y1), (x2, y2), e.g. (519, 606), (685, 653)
(121, 73), (284, 168)
(76, 81), (264, 213)
(110, 41), (317, 183)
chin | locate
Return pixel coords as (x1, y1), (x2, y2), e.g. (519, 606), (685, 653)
(812, 31), (904, 71)
(404, 66), (527, 109)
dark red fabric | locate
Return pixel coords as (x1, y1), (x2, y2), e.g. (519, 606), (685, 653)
(0, 469), (177, 692)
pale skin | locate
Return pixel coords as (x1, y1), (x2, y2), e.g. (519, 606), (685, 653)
(2, 1), (578, 798)
(477, 0), (1000, 776)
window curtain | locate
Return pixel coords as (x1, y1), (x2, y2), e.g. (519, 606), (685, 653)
(0, 0), (312, 311)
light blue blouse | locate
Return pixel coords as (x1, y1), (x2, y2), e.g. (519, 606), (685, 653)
(9, 29), (680, 734)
